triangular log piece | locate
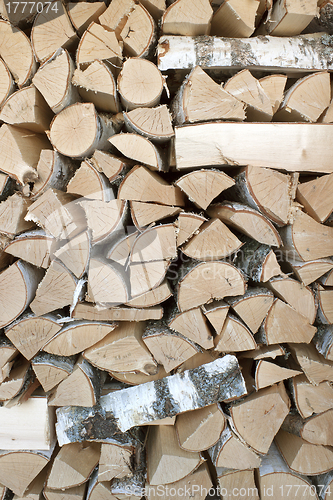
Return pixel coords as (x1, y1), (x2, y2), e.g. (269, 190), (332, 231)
(107, 232), (138, 266)
(129, 224), (177, 263)
(13, 466), (48, 500)
(259, 74), (287, 113)
(54, 231), (91, 279)
(208, 425), (261, 469)
(80, 199), (126, 245)
(211, 0), (259, 37)
(118, 3), (156, 58)
(176, 212), (206, 246)
(126, 280), (172, 307)
(214, 314), (257, 353)
(315, 286), (333, 324)
(87, 258), (128, 306)
(217, 468), (259, 499)
(83, 321), (157, 375)
(229, 382), (290, 454)
(0, 58), (14, 109)
(161, 0), (213, 35)
(254, 360), (301, 390)
(297, 173), (333, 223)
(98, 444), (132, 482)
(31, 352), (75, 392)
(225, 287), (274, 334)
(240, 344), (285, 360)
(66, 161), (112, 202)
(175, 404), (225, 452)
(109, 133), (167, 172)
(256, 0), (318, 37)
(290, 374), (333, 419)
(76, 22), (122, 68)
(90, 150), (130, 183)
(130, 201), (181, 229)
(109, 364), (169, 386)
(72, 302), (163, 322)
(282, 409), (333, 447)
(167, 305), (214, 349)
(44, 483), (86, 500)
(0, 193), (34, 238)
(129, 260), (170, 298)
(234, 239), (281, 282)
(208, 202), (282, 247)
(5, 230), (54, 269)
(285, 256), (333, 286)
(289, 343), (333, 385)
(67, 1), (106, 34)
(201, 300), (229, 335)
(124, 105), (174, 143)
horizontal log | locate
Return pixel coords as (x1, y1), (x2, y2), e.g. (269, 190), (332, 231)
(158, 34), (333, 73)
(175, 122), (333, 173)
(56, 355), (246, 442)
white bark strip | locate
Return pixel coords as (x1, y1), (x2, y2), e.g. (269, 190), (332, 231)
(158, 34), (333, 73)
(56, 355), (246, 442)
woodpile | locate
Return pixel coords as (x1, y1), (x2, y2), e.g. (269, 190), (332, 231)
(0, 0), (333, 499)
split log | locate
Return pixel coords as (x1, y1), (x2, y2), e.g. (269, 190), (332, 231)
(13, 467), (49, 500)
(31, 2), (78, 63)
(174, 122), (333, 173)
(175, 404), (225, 452)
(176, 212), (206, 246)
(118, 3), (156, 58)
(53, 231), (91, 279)
(0, 58), (13, 109)
(118, 165), (185, 206)
(147, 425), (202, 485)
(175, 169), (235, 210)
(44, 484), (86, 500)
(0, 260), (43, 328)
(130, 224), (177, 262)
(25, 188), (84, 240)
(117, 58), (165, 111)
(130, 202), (181, 229)
(91, 150), (130, 184)
(0, 86), (53, 133)
(146, 463), (213, 500)
(257, 298), (316, 344)
(0, 396), (54, 450)
(5, 313), (61, 360)
(284, 256), (333, 286)
(225, 288), (274, 334)
(224, 69), (273, 121)
(142, 320), (201, 372)
(109, 364), (169, 386)
(231, 165), (295, 226)
(275, 72), (331, 123)
(83, 321), (157, 374)
(67, 1), (106, 34)
(0, 174), (13, 202)
(0, 338), (17, 375)
(87, 258), (128, 306)
(0, 124), (51, 185)
(66, 161), (112, 202)
(29, 260), (79, 316)
(291, 374), (333, 419)
(289, 343), (333, 385)
(48, 357), (101, 407)
(211, 0), (259, 37)
(98, 443), (132, 481)
(259, 73), (287, 113)
(0, 193), (34, 238)
(254, 360), (301, 390)
(180, 218), (242, 260)
(129, 260), (170, 298)
(50, 103), (120, 159)
(107, 231), (138, 266)
(86, 469), (118, 500)
(109, 134), (167, 172)
(234, 239), (281, 282)
(167, 305), (214, 349)
(297, 173), (333, 223)
(124, 106), (174, 143)
(315, 286), (333, 324)
(217, 468), (259, 500)
(208, 202), (282, 247)
(0, 20), (36, 87)
(46, 442), (100, 490)
(282, 409), (333, 447)
(126, 280), (172, 307)
(99, 0), (136, 30)
(280, 209), (333, 261)
(176, 260), (246, 311)
(266, 276), (316, 324)
(275, 429), (333, 475)
(215, 314), (257, 353)
(208, 425), (261, 469)
(171, 66), (245, 125)
(257, 441), (320, 500)
(0, 357), (31, 401)
(161, 0), (213, 35)
(201, 300), (229, 335)
(80, 199), (126, 245)
(256, 0), (317, 36)
(313, 325), (333, 361)
(56, 355), (246, 439)
(31, 353), (76, 392)
(319, 269), (333, 287)
(0, 449), (53, 496)
(43, 321), (117, 357)
(72, 61), (119, 114)
(229, 382), (290, 454)
(176, 350), (219, 373)
(32, 49), (79, 114)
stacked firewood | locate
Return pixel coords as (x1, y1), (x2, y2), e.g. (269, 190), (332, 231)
(1, 0), (333, 499)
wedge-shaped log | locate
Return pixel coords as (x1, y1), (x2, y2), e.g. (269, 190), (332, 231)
(217, 468), (259, 500)
(118, 165), (185, 206)
(83, 321), (157, 374)
(257, 441), (320, 500)
(67, 161), (112, 202)
(315, 286), (333, 325)
(175, 122), (333, 173)
(259, 74), (287, 113)
(5, 230), (54, 269)
(0, 358), (30, 402)
(44, 484), (86, 500)
(215, 314), (257, 353)
(98, 443), (132, 482)
(201, 300), (229, 335)
(6, 313), (61, 360)
(161, 0), (212, 35)
(225, 287), (274, 334)
(46, 442), (100, 490)
(30, 260), (78, 316)
(0, 260), (43, 328)
(118, 3), (156, 58)
(67, 1), (106, 34)
(32, 48), (78, 114)
(172, 66), (245, 125)
(56, 355), (247, 439)
(167, 305), (214, 349)
(54, 231), (91, 279)
(209, 202), (282, 247)
(257, 0), (317, 36)
(285, 256), (333, 286)
(175, 169), (235, 210)
(76, 22), (122, 67)
(110, 364), (169, 386)
(80, 199), (126, 244)
(176, 212), (206, 246)
(291, 374), (333, 419)
(176, 404), (225, 452)
(129, 259), (170, 298)
(297, 173), (333, 223)
(234, 239), (281, 282)
(32, 352), (75, 392)
(177, 260), (246, 312)
(0, 59), (14, 108)
(129, 224), (177, 263)
(126, 280), (172, 308)
(289, 343), (333, 385)
(124, 106), (174, 143)
(0, 193), (34, 238)
(275, 430), (333, 475)
(88, 258), (128, 306)
(255, 360), (301, 390)
(208, 425), (261, 469)
(313, 325), (333, 361)
(130, 202), (181, 229)
(109, 133), (167, 172)
(211, 0), (259, 37)
(90, 150), (129, 184)
(282, 410), (333, 447)
(230, 382), (290, 454)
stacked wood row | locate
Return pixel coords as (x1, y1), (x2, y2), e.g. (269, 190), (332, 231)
(0, 0), (333, 499)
